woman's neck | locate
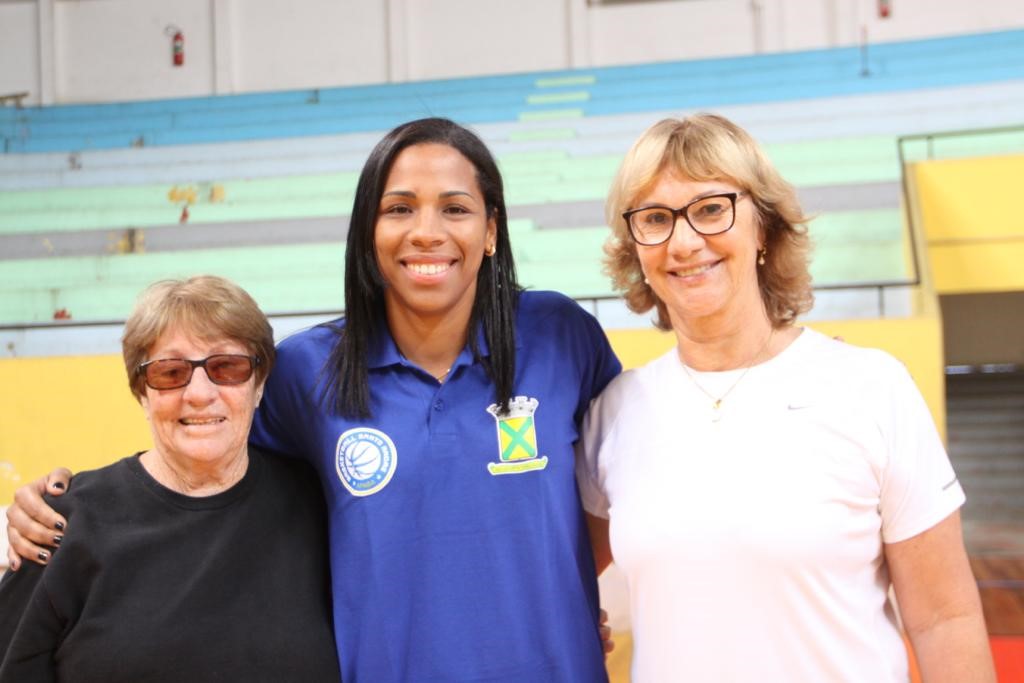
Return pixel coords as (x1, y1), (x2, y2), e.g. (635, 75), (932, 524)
(385, 299), (472, 381)
(141, 447), (249, 497)
(671, 306), (794, 371)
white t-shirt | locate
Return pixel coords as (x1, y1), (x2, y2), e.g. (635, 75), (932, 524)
(576, 328), (965, 682)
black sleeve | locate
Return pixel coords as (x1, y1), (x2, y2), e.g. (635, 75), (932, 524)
(0, 562), (60, 682)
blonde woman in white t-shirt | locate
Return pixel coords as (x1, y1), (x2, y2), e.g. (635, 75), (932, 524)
(576, 113), (994, 682)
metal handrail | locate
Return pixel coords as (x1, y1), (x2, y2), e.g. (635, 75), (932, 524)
(897, 123), (1024, 161)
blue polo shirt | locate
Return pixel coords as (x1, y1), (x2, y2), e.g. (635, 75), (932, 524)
(250, 290), (620, 683)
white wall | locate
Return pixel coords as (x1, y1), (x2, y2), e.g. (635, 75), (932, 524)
(0, 1), (40, 100)
(400, 0), (570, 80)
(2, 0), (1024, 106)
(586, 0), (757, 65)
(233, 0), (389, 92)
(55, 0), (214, 102)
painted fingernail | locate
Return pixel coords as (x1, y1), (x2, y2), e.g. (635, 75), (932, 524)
(54, 535), (63, 545)
(54, 521), (65, 531)
(38, 551), (49, 562)
(52, 482), (65, 491)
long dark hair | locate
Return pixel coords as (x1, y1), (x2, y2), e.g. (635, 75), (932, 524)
(322, 117), (521, 418)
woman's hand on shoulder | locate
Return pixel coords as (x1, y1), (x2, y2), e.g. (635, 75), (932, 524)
(599, 608), (615, 656)
(5, 468), (72, 570)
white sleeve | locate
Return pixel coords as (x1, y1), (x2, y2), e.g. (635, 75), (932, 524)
(877, 358), (965, 543)
(575, 395), (612, 520)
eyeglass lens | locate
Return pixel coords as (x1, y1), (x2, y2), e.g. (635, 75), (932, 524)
(630, 194), (735, 244)
(142, 354), (255, 390)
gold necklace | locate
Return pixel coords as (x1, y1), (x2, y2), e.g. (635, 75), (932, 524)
(680, 328), (774, 422)
(396, 348), (452, 383)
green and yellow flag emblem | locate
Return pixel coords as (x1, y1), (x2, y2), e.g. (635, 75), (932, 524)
(486, 396), (548, 475)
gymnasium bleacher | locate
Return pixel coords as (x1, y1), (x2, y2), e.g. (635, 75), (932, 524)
(2, 28), (1023, 329)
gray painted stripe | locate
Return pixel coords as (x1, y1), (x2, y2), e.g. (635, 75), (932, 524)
(0, 180), (900, 260)
(799, 181), (900, 214)
(0, 215), (350, 260)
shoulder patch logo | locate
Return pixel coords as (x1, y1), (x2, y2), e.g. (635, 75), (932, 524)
(486, 396), (549, 475)
(335, 427), (397, 496)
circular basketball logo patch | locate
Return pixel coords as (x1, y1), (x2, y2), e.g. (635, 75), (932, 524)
(335, 427), (397, 497)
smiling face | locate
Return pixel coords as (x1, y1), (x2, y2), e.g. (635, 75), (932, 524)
(633, 170), (765, 331)
(374, 143), (497, 326)
(139, 328), (261, 472)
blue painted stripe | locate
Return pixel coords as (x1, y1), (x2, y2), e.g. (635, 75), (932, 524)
(1, 29), (1021, 153)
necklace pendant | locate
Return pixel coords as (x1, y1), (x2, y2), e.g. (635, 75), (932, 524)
(711, 400), (722, 422)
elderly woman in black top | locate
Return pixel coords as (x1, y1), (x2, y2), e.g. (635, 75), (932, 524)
(0, 275), (339, 683)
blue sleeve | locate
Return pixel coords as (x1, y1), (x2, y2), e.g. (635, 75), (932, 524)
(572, 309), (622, 427)
(249, 330), (326, 461)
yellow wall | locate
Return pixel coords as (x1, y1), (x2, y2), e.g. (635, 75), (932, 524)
(0, 315), (945, 505)
(914, 154), (1024, 294)
(0, 355), (151, 504)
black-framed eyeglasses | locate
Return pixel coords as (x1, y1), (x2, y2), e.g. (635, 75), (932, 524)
(137, 354), (260, 390)
(622, 192), (746, 246)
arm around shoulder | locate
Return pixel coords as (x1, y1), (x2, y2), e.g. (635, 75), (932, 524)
(585, 513), (613, 576)
(6, 469), (72, 570)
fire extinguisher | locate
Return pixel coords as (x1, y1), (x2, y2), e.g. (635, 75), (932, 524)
(167, 25), (184, 67)
(878, 0), (891, 19)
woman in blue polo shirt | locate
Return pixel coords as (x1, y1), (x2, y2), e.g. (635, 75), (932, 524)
(8, 118), (620, 683)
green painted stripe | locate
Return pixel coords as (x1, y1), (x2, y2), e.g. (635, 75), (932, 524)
(517, 108), (584, 122)
(0, 242), (347, 324)
(811, 243), (910, 284)
(525, 91), (590, 105)
(534, 75), (596, 88)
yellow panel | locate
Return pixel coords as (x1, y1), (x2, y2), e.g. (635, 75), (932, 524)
(0, 355), (151, 504)
(606, 630), (633, 683)
(929, 240), (1024, 294)
(605, 328), (676, 370)
(914, 155), (1024, 242)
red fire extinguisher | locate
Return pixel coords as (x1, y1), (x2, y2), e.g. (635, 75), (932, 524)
(878, 0), (891, 18)
(173, 30), (184, 66)
(166, 25), (184, 67)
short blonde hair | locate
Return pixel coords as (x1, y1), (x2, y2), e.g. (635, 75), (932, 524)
(122, 275), (275, 401)
(605, 114), (813, 330)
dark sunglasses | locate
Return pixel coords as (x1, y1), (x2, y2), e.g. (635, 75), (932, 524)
(137, 354), (260, 390)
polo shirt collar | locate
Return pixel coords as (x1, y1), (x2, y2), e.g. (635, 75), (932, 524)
(366, 321), (497, 372)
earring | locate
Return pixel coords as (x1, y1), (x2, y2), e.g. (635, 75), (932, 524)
(758, 248), (767, 266)
(485, 245), (496, 257)
(643, 276), (650, 285)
